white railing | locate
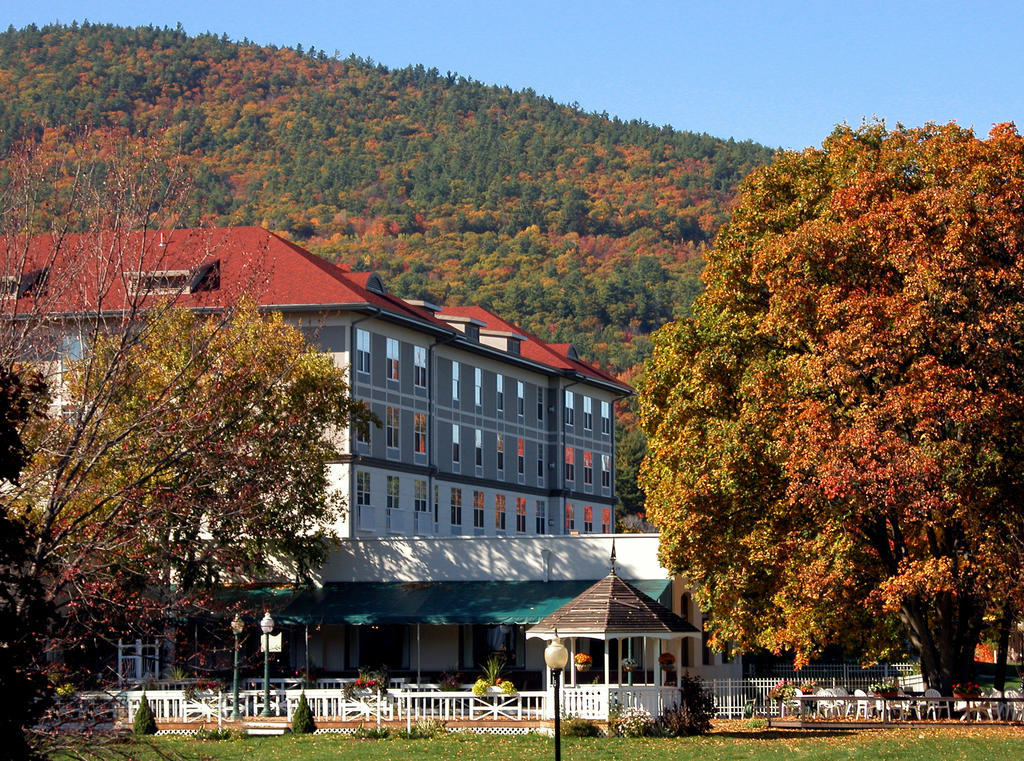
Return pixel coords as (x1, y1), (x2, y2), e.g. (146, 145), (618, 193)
(117, 687), (545, 725)
(561, 686), (679, 720)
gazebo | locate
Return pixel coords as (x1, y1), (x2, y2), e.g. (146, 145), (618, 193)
(526, 555), (700, 721)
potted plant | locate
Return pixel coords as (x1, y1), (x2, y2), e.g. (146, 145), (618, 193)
(767, 679), (796, 703)
(869, 677), (900, 698)
(621, 657), (638, 673)
(574, 653), (593, 672)
(658, 652), (676, 671)
(953, 682), (981, 698)
(438, 671), (461, 691)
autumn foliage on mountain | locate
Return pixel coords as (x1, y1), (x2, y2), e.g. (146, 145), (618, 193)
(0, 22), (772, 378)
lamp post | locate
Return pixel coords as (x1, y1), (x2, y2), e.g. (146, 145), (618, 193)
(259, 611), (274, 717)
(230, 615), (244, 721)
(544, 635), (569, 761)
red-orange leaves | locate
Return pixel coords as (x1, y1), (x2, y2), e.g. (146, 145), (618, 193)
(639, 122), (1024, 692)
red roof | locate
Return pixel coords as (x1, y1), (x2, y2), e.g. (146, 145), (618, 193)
(436, 305), (627, 389)
(2, 226), (629, 391)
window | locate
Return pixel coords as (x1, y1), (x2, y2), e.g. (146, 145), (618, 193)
(564, 446), (575, 483)
(537, 451), (544, 483)
(451, 360), (460, 402)
(355, 408), (370, 446)
(583, 396), (593, 431)
(475, 428), (483, 468)
(474, 367), (482, 407)
(517, 381), (525, 417)
(564, 391), (574, 427)
(601, 400), (611, 435)
(583, 451), (593, 487)
(565, 502), (575, 532)
(414, 480), (428, 513)
(450, 488), (463, 527)
(386, 337), (400, 381)
(414, 413), (427, 454)
(450, 424), (462, 466)
(356, 471), (371, 508)
(496, 434), (504, 473)
(583, 505), (594, 533)
(536, 500), (546, 534)
(386, 406), (399, 450)
(679, 593), (691, 622)
(473, 490), (485, 528)
(356, 329), (371, 374)
(414, 346), (428, 388)
(538, 391), (544, 422)
(387, 475), (400, 510)
(495, 494), (506, 531)
(434, 485), (440, 523)
(516, 497), (527, 533)
(601, 507), (611, 533)
(496, 375), (504, 412)
(602, 454), (611, 488)
(517, 438), (525, 479)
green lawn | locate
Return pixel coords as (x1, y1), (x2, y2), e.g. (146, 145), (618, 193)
(79, 725), (1024, 761)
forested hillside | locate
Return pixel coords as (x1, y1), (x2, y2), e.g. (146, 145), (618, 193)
(0, 22), (773, 376)
(0, 23), (773, 517)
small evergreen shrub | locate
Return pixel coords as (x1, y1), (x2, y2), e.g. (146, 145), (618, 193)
(132, 692), (157, 736)
(561, 716), (601, 737)
(291, 691), (316, 734)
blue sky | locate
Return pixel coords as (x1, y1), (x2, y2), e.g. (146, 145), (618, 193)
(6, 0), (1023, 150)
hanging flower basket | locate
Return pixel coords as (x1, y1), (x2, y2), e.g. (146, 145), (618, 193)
(658, 653), (676, 671)
(574, 653), (593, 672)
(621, 658), (638, 673)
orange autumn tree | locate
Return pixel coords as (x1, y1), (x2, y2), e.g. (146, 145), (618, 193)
(638, 122), (1024, 692)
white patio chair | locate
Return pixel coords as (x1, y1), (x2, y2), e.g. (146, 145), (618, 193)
(982, 689), (1003, 721)
(831, 686), (852, 717)
(852, 689), (874, 720)
(921, 688), (949, 720)
(1003, 689), (1023, 722)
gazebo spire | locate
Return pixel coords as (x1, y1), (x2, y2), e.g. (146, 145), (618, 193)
(609, 538), (617, 576)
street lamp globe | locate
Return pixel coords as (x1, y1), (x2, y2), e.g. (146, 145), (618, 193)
(544, 636), (569, 670)
(230, 614), (245, 636)
(260, 612), (275, 634)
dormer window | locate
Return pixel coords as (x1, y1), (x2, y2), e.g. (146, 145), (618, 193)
(466, 324), (480, 341)
(2, 267), (49, 298)
(131, 260), (221, 296)
(507, 338), (521, 355)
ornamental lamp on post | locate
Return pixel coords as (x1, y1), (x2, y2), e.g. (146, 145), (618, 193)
(230, 614), (245, 721)
(259, 611), (275, 717)
(544, 634), (569, 761)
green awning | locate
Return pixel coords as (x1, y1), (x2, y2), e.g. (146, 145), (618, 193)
(271, 579), (671, 626)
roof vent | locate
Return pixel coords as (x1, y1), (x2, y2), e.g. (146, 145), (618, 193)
(365, 273), (386, 295)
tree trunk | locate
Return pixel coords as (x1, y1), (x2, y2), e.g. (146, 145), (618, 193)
(994, 604), (1013, 691)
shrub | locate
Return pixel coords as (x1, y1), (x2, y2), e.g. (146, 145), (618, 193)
(561, 716), (601, 737)
(472, 678), (490, 695)
(612, 705), (653, 737)
(352, 725), (390, 739)
(743, 717), (767, 729)
(653, 674), (715, 736)
(398, 719), (447, 739)
(291, 692), (316, 734)
(132, 693), (157, 736)
(194, 727), (239, 741)
(500, 679), (518, 695)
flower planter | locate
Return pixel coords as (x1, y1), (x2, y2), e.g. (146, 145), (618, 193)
(873, 691), (899, 699)
(575, 664), (591, 673)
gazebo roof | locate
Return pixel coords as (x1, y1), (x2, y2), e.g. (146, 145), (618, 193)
(526, 571), (700, 641)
